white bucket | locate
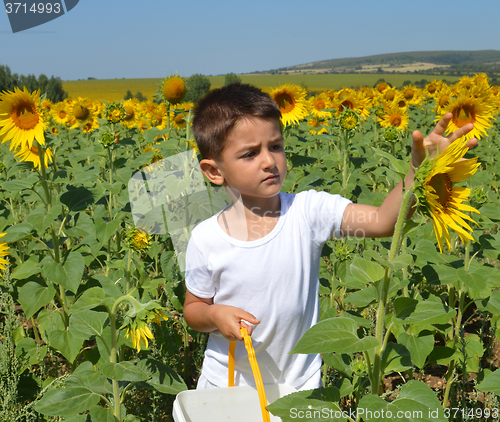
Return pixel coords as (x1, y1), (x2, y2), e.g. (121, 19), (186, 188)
(172, 383), (296, 422)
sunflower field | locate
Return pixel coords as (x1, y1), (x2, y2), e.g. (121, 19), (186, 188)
(1, 73), (500, 422)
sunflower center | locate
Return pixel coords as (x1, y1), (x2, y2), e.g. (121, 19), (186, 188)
(385, 91), (395, 101)
(404, 90), (414, 100)
(73, 104), (90, 121)
(390, 116), (402, 127)
(315, 100), (326, 110)
(12, 102), (39, 130)
(132, 232), (149, 248)
(152, 115), (162, 126)
(125, 107), (135, 121)
(275, 93), (295, 113)
(398, 100), (406, 108)
(428, 173), (452, 207)
(174, 114), (186, 124)
(58, 110), (67, 119)
(339, 100), (353, 110)
(428, 84), (437, 94)
(30, 145), (40, 155)
(452, 104), (476, 127)
(439, 95), (450, 108)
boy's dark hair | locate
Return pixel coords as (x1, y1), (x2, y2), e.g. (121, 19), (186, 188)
(192, 83), (281, 160)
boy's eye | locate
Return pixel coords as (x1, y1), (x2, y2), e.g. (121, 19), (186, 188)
(242, 151), (256, 159)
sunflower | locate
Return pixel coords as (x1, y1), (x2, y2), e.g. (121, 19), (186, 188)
(125, 320), (155, 353)
(0, 87), (47, 150)
(69, 98), (96, 129)
(401, 84), (421, 105)
(161, 75), (186, 105)
(0, 233), (11, 277)
(143, 145), (163, 167)
(126, 226), (153, 252)
(14, 141), (53, 170)
(307, 116), (328, 135)
(413, 139), (480, 252)
(122, 98), (140, 128)
(147, 103), (168, 129)
(268, 83), (308, 126)
(379, 107), (409, 131)
(338, 109), (359, 131)
(308, 93), (332, 119)
(456, 75), (475, 91)
(382, 87), (398, 103)
(334, 89), (370, 118)
(439, 94), (494, 140)
(391, 94), (409, 110)
(424, 81), (440, 98)
(375, 81), (390, 93)
(40, 98), (53, 119)
(104, 102), (126, 124)
(81, 118), (100, 134)
(52, 102), (71, 126)
(120, 300), (169, 352)
(434, 88), (453, 115)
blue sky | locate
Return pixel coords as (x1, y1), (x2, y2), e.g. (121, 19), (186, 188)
(1, 0), (499, 81)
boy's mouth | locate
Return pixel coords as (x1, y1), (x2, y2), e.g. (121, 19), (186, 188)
(263, 174), (279, 182)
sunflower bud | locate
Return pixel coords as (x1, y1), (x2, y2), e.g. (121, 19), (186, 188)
(104, 102), (127, 124)
(125, 226), (152, 252)
(338, 109), (359, 131)
(99, 130), (115, 148)
(162, 75), (186, 105)
(383, 126), (399, 142)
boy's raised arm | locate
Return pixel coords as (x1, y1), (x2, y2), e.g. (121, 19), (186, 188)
(340, 113), (478, 239)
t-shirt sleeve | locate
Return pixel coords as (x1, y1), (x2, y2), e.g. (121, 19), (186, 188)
(300, 190), (352, 243)
(184, 231), (215, 299)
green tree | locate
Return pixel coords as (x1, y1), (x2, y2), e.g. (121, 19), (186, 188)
(124, 89), (134, 100)
(134, 91), (147, 101)
(184, 74), (211, 102)
(19, 74), (38, 92)
(224, 72), (241, 85)
(37, 73), (49, 94)
(124, 90), (147, 101)
(44, 76), (67, 102)
(0, 65), (18, 92)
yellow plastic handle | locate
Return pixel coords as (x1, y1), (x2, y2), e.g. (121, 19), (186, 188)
(228, 328), (270, 422)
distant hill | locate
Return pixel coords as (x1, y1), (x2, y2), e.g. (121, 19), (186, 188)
(252, 50), (500, 76)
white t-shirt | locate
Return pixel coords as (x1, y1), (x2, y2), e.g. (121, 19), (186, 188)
(185, 189), (351, 389)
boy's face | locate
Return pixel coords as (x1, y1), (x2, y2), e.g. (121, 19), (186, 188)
(205, 117), (287, 204)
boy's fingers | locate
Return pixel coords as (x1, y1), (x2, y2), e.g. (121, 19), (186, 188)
(448, 122), (474, 142)
(412, 130), (424, 150)
(239, 311), (260, 325)
(240, 321), (253, 336)
(432, 113), (452, 136)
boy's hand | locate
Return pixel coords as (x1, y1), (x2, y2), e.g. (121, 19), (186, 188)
(209, 304), (260, 341)
(411, 112), (478, 169)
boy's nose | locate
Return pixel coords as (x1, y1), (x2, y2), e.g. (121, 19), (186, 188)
(262, 150), (276, 169)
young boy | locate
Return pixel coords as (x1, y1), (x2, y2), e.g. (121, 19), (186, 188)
(183, 83), (476, 390)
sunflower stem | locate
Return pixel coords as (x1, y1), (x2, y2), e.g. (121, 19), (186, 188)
(125, 249), (133, 294)
(108, 310), (121, 421)
(341, 130), (350, 190)
(37, 144), (52, 210)
(370, 188), (414, 395)
(107, 294), (141, 421)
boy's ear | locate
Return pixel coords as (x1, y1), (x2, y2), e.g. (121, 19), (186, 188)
(200, 158), (225, 185)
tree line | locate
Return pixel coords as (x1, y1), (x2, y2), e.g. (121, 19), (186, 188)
(0, 64), (67, 102)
